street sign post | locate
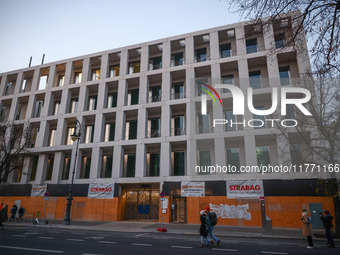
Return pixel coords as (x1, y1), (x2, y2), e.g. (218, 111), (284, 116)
(157, 191), (167, 232)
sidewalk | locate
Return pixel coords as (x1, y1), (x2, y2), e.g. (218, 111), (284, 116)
(5, 219), (334, 241)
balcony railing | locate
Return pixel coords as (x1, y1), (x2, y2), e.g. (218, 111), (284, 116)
(171, 127), (186, 136)
(170, 59), (185, 67)
(220, 49), (237, 58)
(148, 129), (161, 138)
(149, 63), (162, 71)
(149, 95), (162, 103)
(171, 92), (185, 100)
(197, 125), (213, 134)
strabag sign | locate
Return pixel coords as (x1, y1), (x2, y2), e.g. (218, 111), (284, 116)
(88, 183), (114, 199)
(227, 180), (264, 199)
(181, 182), (205, 197)
(31, 184), (47, 197)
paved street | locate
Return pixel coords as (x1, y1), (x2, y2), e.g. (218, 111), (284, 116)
(0, 226), (338, 255)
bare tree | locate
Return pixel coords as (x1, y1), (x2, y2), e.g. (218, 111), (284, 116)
(227, 0), (340, 74)
(0, 119), (32, 183)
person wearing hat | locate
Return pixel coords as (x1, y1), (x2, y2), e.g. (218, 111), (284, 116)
(205, 206), (220, 246)
(199, 210), (211, 247)
(319, 210), (335, 248)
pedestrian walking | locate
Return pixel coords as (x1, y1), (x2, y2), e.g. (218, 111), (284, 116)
(199, 210), (211, 248)
(319, 210), (335, 248)
(10, 204), (17, 219)
(205, 206), (220, 246)
(0, 202), (4, 210)
(18, 206), (26, 218)
(301, 209), (313, 249)
(0, 205), (8, 230)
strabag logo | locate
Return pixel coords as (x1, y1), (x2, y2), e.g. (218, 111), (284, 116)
(199, 83), (312, 128)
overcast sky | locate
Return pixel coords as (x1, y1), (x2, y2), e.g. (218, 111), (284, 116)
(0, 0), (242, 74)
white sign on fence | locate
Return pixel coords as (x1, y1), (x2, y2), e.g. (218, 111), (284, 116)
(31, 184), (47, 197)
(226, 180), (264, 199)
(88, 183), (114, 199)
(181, 182), (205, 197)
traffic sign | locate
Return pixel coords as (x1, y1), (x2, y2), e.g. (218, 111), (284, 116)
(160, 191), (165, 198)
(44, 192), (49, 197)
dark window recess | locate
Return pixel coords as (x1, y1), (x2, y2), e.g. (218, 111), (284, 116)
(149, 153), (160, 176)
(103, 156), (113, 178)
(195, 48), (207, 62)
(174, 151), (185, 176)
(151, 86), (161, 102)
(220, 43), (232, 58)
(126, 155), (136, 177)
(128, 121), (138, 140)
(246, 38), (257, 54)
(130, 89), (139, 105)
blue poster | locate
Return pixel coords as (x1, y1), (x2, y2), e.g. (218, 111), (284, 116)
(138, 205), (149, 214)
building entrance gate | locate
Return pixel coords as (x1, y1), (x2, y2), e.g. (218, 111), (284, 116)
(125, 190), (159, 220)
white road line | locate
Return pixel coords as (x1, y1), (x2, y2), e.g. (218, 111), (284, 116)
(67, 239), (85, 242)
(0, 245), (64, 253)
(38, 237), (54, 239)
(261, 251), (288, 255)
(171, 246), (193, 249)
(72, 232), (86, 235)
(212, 248), (238, 252)
(135, 233), (150, 237)
(12, 235), (26, 237)
(131, 243), (152, 247)
(98, 241), (117, 244)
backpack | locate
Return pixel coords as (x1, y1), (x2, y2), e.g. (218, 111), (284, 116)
(210, 212), (218, 226)
(308, 217), (312, 224)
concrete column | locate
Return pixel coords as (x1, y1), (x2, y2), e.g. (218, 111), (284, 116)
(211, 64), (223, 133)
(209, 31), (219, 60)
(160, 142), (171, 177)
(120, 50), (128, 75)
(77, 85), (88, 112)
(47, 64), (57, 89)
(185, 36), (194, 64)
(235, 26), (246, 56)
(14, 72), (24, 94)
(8, 97), (18, 121)
(31, 68), (40, 91)
(90, 147), (102, 179)
(100, 53), (109, 79)
(58, 89), (70, 115)
(81, 58), (91, 82)
(214, 138), (226, 171)
(20, 157), (31, 184)
(162, 41), (171, 69)
(238, 58), (250, 90)
(97, 82), (106, 110)
(139, 76), (148, 104)
(162, 72), (171, 102)
(187, 140), (197, 176)
(26, 95), (36, 118)
(51, 152), (63, 183)
(0, 74), (7, 96)
(54, 119), (66, 146)
(185, 68), (195, 98)
(244, 135), (258, 167)
(140, 46), (149, 72)
(112, 145), (123, 178)
(161, 105), (171, 137)
(36, 120), (48, 147)
(41, 91), (52, 117)
(35, 154), (48, 184)
(64, 61), (73, 86)
(267, 55), (280, 87)
(186, 102), (196, 135)
(135, 144), (146, 177)
(94, 113), (105, 143)
(137, 108), (147, 139)
(115, 111), (125, 141)
(117, 80), (127, 107)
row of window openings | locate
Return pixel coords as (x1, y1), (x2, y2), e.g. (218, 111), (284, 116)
(30, 143), (302, 181)
(29, 151), (185, 181)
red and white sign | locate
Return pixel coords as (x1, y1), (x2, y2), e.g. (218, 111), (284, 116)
(88, 183), (114, 199)
(181, 182), (205, 197)
(31, 184), (47, 197)
(227, 180), (264, 199)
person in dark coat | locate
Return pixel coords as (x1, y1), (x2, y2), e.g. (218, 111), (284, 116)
(199, 210), (211, 248)
(0, 205), (8, 229)
(319, 210), (335, 248)
(10, 204), (17, 219)
(301, 209), (313, 248)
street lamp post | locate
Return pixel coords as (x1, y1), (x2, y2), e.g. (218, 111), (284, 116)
(63, 118), (81, 225)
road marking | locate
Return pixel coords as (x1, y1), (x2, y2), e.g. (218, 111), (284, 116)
(0, 245), (64, 253)
(212, 248), (238, 252)
(171, 246), (193, 249)
(81, 254), (102, 255)
(85, 237), (104, 240)
(131, 243), (152, 247)
(49, 231), (61, 233)
(98, 241), (117, 244)
(38, 236), (54, 239)
(135, 233), (150, 237)
(67, 239), (85, 242)
(72, 232), (86, 235)
(261, 251), (288, 255)
(12, 235), (26, 237)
